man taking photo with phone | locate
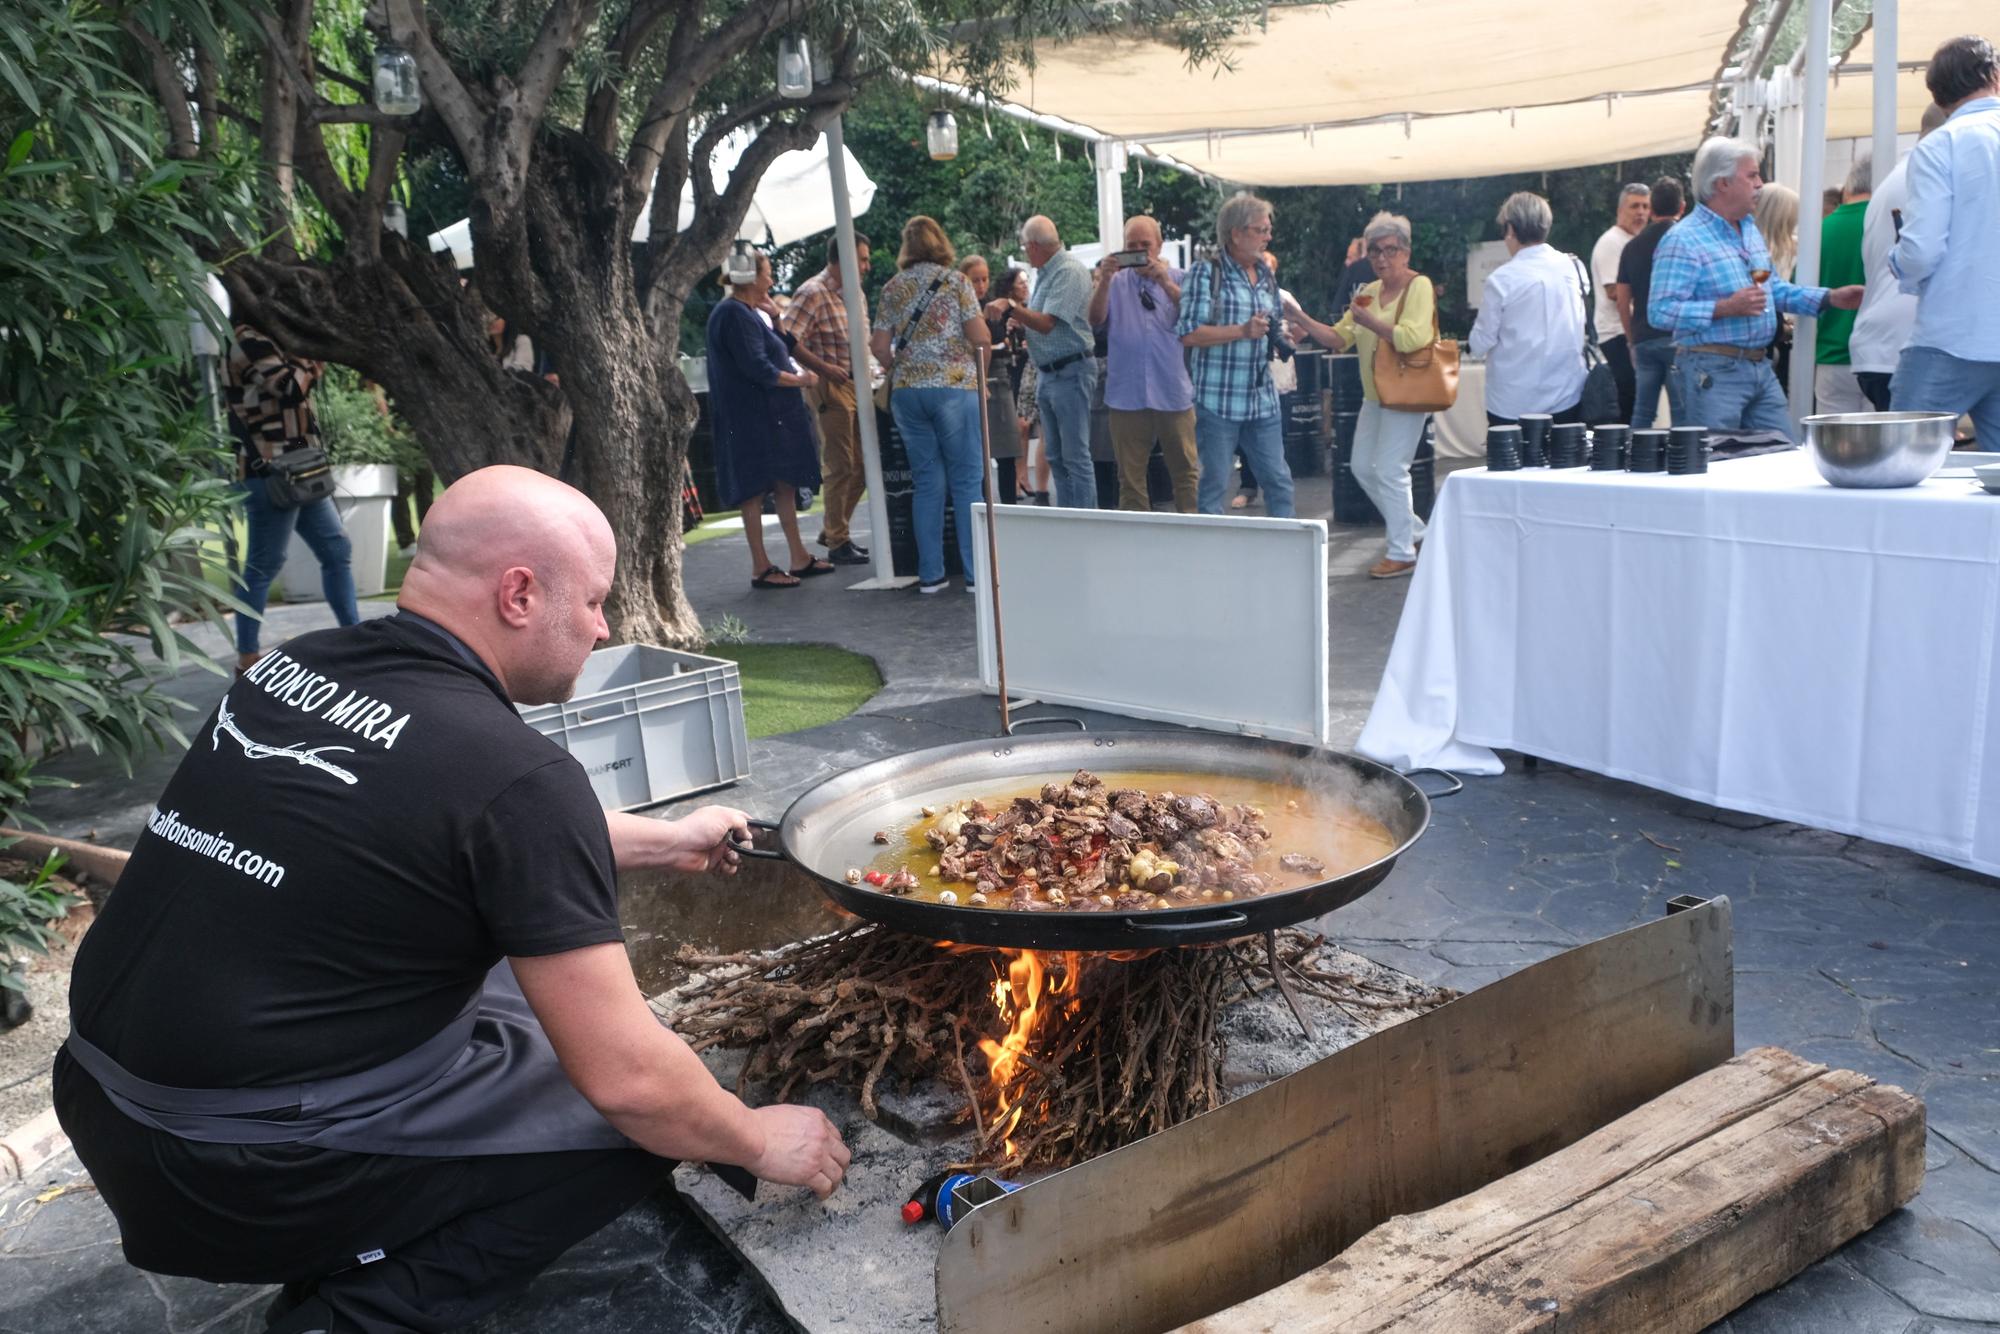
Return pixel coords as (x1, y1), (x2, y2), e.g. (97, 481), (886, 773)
(1088, 216), (1198, 512)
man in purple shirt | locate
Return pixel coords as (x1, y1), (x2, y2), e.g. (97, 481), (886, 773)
(1088, 216), (1197, 511)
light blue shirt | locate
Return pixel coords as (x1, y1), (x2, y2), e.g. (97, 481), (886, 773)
(1889, 96), (2000, 361)
(1025, 249), (1093, 366)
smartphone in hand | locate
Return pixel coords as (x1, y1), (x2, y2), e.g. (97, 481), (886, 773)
(1111, 249), (1150, 268)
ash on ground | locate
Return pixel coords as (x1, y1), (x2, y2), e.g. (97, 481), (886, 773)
(658, 935), (1449, 1334)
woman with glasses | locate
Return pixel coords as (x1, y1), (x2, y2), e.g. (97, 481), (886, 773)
(1174, 191), (1296, 517)
(1286, 211), (1435, 578)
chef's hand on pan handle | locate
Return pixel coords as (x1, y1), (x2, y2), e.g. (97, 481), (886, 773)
(668, 805), (752, 874)
(748, 1104), (852, 1198)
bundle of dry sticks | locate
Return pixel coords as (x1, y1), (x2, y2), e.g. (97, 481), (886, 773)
(663, 925), (1455, 1172)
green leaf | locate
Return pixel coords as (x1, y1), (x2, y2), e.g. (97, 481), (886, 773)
(5, 129), (31, 169)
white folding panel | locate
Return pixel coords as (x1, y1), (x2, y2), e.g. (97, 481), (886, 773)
(970, 504), (1330, 745)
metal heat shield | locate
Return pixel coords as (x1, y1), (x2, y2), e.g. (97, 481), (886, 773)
(935, 897), (1735, 1334)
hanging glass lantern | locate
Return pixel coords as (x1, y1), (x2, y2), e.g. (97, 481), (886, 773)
(777, 34), (812, 99)
(926, 109), (959, 161)
(373, 39), (421, 116)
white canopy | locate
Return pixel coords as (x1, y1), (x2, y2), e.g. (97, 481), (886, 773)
(987, 0), (1751, 185)
(1826, 0), (1989, 138)
(427, 131), (875, 268)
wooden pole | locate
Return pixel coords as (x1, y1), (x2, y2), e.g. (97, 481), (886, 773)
(975, 343), (1010, 735)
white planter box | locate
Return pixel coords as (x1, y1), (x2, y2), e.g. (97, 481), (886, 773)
(279, 465), (398, 602)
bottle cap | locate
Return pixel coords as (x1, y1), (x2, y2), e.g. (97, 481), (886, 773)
(901, 1199), (926, 1225)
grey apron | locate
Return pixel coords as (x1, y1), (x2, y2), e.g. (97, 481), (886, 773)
(64, 962), (629, 1157)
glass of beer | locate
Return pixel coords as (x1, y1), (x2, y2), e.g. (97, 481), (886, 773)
(1353, 293), (1374, 308)
(1750, 267), (1771, 284)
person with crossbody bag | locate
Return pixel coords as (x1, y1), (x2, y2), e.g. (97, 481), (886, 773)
(868, 216), (992, 594)
(222, 323), (361, 675)
(1287, 211), (1446, 577)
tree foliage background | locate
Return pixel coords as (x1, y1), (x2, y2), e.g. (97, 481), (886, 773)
(0, 0), (244, 979)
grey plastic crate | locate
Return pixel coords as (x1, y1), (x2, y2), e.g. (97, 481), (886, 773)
(517, 644), (750, 811)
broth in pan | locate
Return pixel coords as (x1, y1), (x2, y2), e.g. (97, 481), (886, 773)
(852, 768), (1396, 912)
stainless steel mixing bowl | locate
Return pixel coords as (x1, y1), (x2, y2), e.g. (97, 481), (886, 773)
(1802, 412), (1959, 488)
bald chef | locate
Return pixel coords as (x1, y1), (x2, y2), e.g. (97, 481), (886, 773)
(57, 465), (849, 1333)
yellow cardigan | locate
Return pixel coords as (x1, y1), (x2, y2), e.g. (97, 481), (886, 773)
(1332, 274), (1436, 403)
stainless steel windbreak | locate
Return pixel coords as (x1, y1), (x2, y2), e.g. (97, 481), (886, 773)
(730, 731), (1449, 951)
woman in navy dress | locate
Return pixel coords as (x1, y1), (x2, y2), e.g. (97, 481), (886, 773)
(705, 250), (830, 588)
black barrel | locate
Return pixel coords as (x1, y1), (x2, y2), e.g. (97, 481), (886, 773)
(877, 406), (964, 579)
(1282, 349), (1329, 478)
(1330, 354), (1435, 525)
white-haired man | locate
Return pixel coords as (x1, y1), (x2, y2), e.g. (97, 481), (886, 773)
(991, 215), (1097, 508)
(1851, 102), (1953, 411)
(1649, 137), (1864, 437)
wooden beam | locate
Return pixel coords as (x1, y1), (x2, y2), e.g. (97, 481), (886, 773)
(1183, 1046), (1925, 1333)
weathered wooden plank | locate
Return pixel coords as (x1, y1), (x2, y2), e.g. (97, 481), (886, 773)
(936, 899), (1735, 1334)
(1183, 1047), (1926, 1333)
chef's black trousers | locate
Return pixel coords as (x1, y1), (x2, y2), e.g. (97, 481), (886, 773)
(55, 1050), (673, 1333)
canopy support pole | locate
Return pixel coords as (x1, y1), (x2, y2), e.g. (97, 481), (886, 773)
(1787, 0), (1832, 428)
(1093, 139), (1127, 252)
(827, 114), (915, 591)
(1872, 0), (1899, 190)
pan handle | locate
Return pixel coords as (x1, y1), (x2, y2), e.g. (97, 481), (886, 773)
(1006, 715), (1086, 734)
(726, 816), (785, 860)
(1405, 767), (1464, 800)
(1118, 910), (1250, 935)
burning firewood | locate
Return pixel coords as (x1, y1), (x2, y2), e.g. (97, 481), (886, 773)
(663, 926), (1457, 1173)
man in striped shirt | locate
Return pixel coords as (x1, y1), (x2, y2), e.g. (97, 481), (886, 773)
(785, 232), (872, 564)
(1649, 136), (1863, 438)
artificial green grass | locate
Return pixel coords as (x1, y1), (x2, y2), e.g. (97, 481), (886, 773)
(701, 642), (881, 739)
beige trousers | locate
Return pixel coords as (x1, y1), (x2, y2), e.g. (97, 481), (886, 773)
(1107, 408), (1199, 513)
(806, 377), (865, 546)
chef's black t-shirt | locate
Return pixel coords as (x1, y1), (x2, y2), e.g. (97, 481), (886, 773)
(69, 614), (623, 1088)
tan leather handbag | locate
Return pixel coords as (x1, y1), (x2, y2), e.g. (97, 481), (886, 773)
(1372, 279), (1459, 412)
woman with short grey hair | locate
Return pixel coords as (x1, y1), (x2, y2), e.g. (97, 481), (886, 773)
(1287, 210), (1435, 577)
(1469, 191), (1588, 424)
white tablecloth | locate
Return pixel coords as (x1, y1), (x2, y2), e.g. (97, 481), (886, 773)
(1357, 450), (2000, 878)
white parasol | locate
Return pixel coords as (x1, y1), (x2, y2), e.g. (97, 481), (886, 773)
(427, 131), (874, 269)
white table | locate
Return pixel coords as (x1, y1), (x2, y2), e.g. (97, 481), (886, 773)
(1358, 450), (2000, 879)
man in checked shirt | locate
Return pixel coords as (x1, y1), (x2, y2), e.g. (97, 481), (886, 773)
(1649, 137), (1864, 437)
(785, 231), (873, 565)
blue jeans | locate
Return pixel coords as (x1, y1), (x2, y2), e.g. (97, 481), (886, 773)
(1671, 349), (1794, 438)
(891, 387), (983, 584)
(234, 480), (359, 654)
(1194, 406), (1294, 517)
(1630, 338), (1685, 429)
(1892, 345), (2000, 448)
(1034, 358), (1098, 509)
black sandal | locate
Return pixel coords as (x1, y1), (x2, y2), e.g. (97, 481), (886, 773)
(790, 557), (836, 578)
(751, 566), (800, 589)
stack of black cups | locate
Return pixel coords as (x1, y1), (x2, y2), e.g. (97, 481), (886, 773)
(1486, 423), (1523, 471)
(1548, 422), (1588, 468)
(1629, 429), (1667, 473)
(1667, 425), (1710, 474)
(1518, 413), (1552, 466)
(1590, 424), (1629, 470)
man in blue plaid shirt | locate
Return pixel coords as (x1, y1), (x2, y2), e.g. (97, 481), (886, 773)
(1176, 192), (1297, 516)
(1649, 136), (1864, 437)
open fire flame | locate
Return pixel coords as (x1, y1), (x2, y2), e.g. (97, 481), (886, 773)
(976, 949), (1083, 1156)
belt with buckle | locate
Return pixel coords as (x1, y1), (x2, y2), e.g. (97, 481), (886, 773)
(1685, 343), (1768, 362)
(1036, 352), (1085, 374)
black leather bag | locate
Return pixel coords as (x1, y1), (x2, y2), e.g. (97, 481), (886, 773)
(1572, 256), (1622, 425)
(261, 446), (336, 509)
